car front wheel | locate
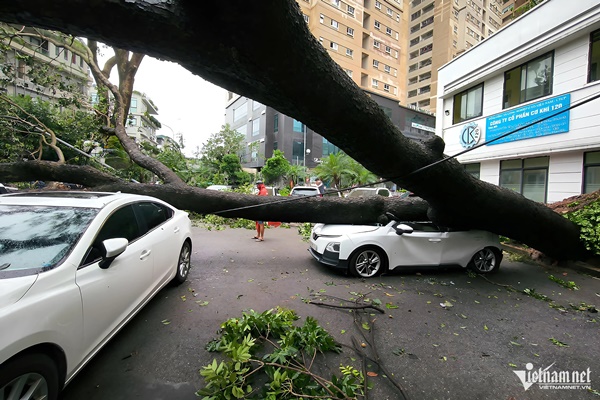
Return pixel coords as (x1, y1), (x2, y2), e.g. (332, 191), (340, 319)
(173, 240), (191, 285)
(0, 353), (60, 400)
(468, 247), (500, 274)
(349, 247), (387, 278)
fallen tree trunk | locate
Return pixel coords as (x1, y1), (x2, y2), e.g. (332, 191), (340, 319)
(0, 0), (589, 260)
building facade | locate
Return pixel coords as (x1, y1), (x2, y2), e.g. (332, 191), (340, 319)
(299, 0), (409, 102)
(125, 91), (160, 145)
(0, 25), (91, 102)
(225, 91), (435, 169)
(406, 0), (503, 113)
(436, 0), (600, 203)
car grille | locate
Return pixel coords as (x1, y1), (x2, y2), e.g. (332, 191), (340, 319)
(312, 233), (320, 241)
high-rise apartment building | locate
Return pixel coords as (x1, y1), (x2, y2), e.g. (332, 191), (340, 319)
(406, 0), (503, 113)
(298, 0), (408, 101)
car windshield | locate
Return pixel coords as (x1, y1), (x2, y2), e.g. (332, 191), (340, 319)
(346, 189), (375, 197)
(291, 188), (318, 196)
(0, 205), (98, 274)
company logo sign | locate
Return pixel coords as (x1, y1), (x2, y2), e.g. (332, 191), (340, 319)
(459, 122), (481, 149)
(513, 362), (592, 391)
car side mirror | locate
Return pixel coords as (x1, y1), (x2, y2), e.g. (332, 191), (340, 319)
(394, 223), (414, 235)
(99, 238), (128, 269)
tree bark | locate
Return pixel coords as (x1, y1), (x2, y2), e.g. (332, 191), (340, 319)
(0, 0), (588, 260)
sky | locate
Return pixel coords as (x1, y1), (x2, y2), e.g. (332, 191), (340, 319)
(105, 54), (228, 157)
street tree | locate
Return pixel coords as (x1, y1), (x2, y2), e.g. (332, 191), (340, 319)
(0, 0), (588, 260)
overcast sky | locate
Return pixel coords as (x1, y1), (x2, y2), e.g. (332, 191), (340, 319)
(103, 54), (228, 157)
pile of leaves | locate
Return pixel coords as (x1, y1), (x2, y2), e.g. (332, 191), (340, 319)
(548, 190), (600, 255)
(198, 308), (363, 400)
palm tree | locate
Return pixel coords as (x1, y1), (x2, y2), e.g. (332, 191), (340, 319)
(347, 159), (377, 186)
(313, 152), (354, 189)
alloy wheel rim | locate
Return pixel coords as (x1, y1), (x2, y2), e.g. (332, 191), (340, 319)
(179, 244), (191, 278)
(1, 372), (48, 400)
(474, 249), (495, 272)
(355, 250), (381, 277)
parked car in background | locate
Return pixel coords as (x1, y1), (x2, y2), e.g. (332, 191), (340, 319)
(0, 183), (17, 194)
(206, 184), (233, 191)
(0, 191), (193, 400)
(308, 214), (502, 278)
(290, 186), (320, 197)
(345, 187), (391, 198)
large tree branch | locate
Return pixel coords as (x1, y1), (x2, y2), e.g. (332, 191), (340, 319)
(0, 0), (588, 260)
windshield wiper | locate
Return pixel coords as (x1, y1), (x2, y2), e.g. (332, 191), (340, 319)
(0, 263), (10, 270)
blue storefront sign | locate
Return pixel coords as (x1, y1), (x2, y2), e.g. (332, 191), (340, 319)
(485, 94), (570, 145)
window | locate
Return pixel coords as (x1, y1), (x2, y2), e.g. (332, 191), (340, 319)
(345, 69), (353, 78)
(347, 27), (354, 37)
(331, 19), (339, 29)
(375, 1), (382, 9)
(55, 46), (61, 56)
(386, 27), (392, 35)
(589, 30), (600, 82)
(373, 59), (379, 68)
(463, 163), (480, 179)
(346, 48), (353, 57)
(130, 98), (138, 113)
(500, 157), (549, 203)
(348, 5), (355, 15)
(322, 138), (339, 157)
(330, 41), (338, 51)
(374, 20), (381, 30)
(372, 78), (378, 88)
(273, 114), (279, 133)
(584, 151), (600, 193)
(385, 45), (391, 54)
(63, 49), (68, 60)
(71, 53), (77, 64)
(127, 115), (137, 126)
(233, 101), (247, 122)
(293, 119), (304, 132)
(332, 0), (340, 7)
(136, 202), (172, 234)
(384, 84), (390, 92)
(453, 83), (483, 124)
(503, 52), (553, 109)
(320, 14), (324, 23)
(253, 100), (262, 110)
(387, 8), (393, 16)
(373, 40), (380, 49)
(384, 65), (391, 73)
(411, 11), (421, 21)
(252, 118), (260, 136)
(303, 14), (309, 23)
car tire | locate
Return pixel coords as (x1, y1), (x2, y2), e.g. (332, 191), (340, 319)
(0, 353), (60, 400)
(173, 240), (191, 285)
(468, 247), (500, 274)
(349, 246), (387, 278)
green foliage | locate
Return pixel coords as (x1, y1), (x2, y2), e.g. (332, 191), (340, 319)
(313, 151), (377, 189)
(261, 150), (291, 185)
(565, 200), (600, 254)
(548, 275), (579, 290)
(198, 308), (357, 400)
(297, 223), (313, 242)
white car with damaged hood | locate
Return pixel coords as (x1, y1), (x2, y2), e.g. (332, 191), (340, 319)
(309, 214), (502, 278)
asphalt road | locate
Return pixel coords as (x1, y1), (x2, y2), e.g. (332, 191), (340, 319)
(61, 226), (600, 400)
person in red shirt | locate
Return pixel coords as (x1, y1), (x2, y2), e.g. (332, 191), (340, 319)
(254, 181), (268, 241)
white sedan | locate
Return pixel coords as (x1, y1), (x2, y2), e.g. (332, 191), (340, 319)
(0, 191), (193, 400)
(309, 219), (502, 278)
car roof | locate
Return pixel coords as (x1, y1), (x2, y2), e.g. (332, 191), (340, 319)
(0, 191), (157, 209)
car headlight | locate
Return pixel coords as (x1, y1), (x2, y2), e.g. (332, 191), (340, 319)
(325, 242), (340, 253)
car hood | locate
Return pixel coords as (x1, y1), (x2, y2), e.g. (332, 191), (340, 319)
(315, 224), (381, 236)
(0, 274), (38, 309)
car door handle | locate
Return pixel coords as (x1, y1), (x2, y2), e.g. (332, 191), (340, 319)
(174, 227), (180, 234)
(428, 239), (442, 243)
(140, 250), (151, 260)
